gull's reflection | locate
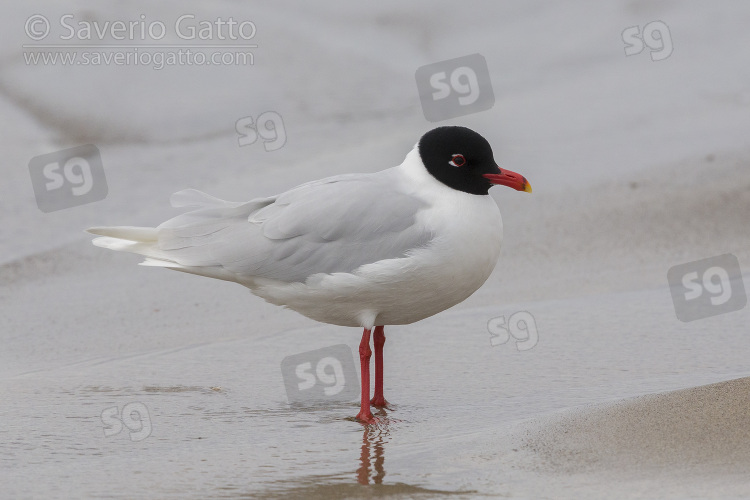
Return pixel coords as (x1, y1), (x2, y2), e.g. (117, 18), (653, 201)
(356, 411), (391, 485)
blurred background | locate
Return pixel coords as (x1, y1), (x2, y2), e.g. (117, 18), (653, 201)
(2, 2), (749, 498)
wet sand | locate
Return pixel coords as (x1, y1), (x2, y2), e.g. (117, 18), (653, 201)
(511, 377), (750, 498)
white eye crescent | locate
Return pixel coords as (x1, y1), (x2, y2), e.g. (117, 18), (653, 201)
(449, 154), (466, 167)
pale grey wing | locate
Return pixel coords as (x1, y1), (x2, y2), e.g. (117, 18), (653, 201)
(155, 172), (432, 283)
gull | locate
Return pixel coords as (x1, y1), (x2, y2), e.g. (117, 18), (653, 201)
(87, 126), (531, 424)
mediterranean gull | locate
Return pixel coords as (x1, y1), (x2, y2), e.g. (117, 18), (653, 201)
(87, 126), (531, 424)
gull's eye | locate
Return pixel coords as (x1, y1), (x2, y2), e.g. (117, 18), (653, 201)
(449, 154), (466, 167)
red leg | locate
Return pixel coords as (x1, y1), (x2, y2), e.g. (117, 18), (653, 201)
(370, 326), (388, 407)
(355, 328), (376, 424)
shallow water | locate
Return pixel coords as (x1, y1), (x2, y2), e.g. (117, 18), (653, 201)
(3, 279), (749, 498)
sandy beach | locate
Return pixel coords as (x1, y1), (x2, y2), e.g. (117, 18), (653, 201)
(2, 1), (750, 498)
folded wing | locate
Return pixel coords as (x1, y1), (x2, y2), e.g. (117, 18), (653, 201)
(88, 172), (432, 284)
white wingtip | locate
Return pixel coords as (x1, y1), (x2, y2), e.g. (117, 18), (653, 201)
(91, 236), (133, 250)
(139, 258), (183, 268)
(87, 226), (158, 242)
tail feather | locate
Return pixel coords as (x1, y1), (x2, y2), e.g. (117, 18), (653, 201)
(86, 190), (246, 285)
(86, 222), (240, 284)
(87, 226), (158, 242)
(87, 225), (172, 264)
(139, 257), (182, 268)
(138, 257), (237, 282)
